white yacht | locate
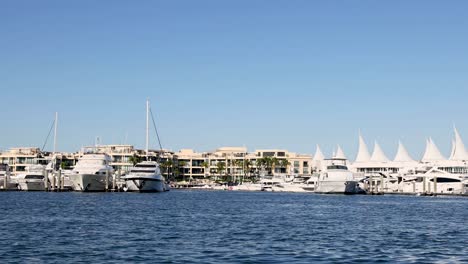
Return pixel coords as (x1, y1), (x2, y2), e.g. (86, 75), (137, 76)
(260, 175), (291, 191)
(123, 99), (170, 192)
(0, 164), (17, 190)
(124, 161), (168, 192)
(399, 168), (468, 195)
(272, 175), (318, 193)
(315, 158), (362, 194)
(231, 182), (263, 191)
(16, 165), (46, 191)
(69, 153), (114, 192)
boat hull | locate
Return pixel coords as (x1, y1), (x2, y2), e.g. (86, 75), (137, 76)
(0, 176), (18, 190)
(69, 174), (108, 192)
(17, 181), (44, 191)
(125, 177), (165, 192)
(315, 180), (362, 194)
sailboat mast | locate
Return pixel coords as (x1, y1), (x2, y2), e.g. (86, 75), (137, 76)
(146, 99), (150, 158)
(53, 112), (58, 154)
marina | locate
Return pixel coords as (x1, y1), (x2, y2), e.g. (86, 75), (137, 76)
(3, 1), (468, 263)
(2, 126), (468, 196)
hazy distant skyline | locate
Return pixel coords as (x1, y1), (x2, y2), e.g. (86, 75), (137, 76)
(1, 1), (468, 159)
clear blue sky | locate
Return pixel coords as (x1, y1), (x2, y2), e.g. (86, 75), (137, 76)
(1, 0), (468, 160)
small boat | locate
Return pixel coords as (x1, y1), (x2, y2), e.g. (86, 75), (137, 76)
(0, 164), (18, 190)
(15, 165), (46, 191)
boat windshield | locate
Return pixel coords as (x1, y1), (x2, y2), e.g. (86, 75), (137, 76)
(327, 165), (348, 170)
(135, 164), (156, 168)
(24, 175), (44, 180)
(130, 170), (156, 173)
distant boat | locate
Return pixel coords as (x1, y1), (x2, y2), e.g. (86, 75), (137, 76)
(69, 153), (114, 192)
(124, 161), (167, 192)
(315, 158), (363, 194)
(0, 164), (17, 190)
(272, 176), (318, 193)
(15, 165), (46, 191)
(124, 99), (169, 192)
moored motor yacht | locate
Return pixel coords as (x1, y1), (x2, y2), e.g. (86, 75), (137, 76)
(315, 158), (363, 194)
(124, 161), (168, 192)
(15, 164), (46, 191)
(124, 99), (170, 192)
(69, 153), (114, 192)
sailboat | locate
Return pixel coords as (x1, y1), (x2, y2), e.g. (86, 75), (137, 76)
(123, 99), (170, 192)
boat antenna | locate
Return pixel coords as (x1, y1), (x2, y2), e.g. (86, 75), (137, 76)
(41, 117), (56, 152)
(149, 106), (164, 163)
(53, 112), (58, 154)
(146, 99), (150, 160)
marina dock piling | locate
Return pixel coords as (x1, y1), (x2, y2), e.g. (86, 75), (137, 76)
(3, 171), (7, 190)
(44, 170), (49, 191)
(380, 175), (384, 194)
(57, 170), (62, 192)
(105, 170), (109, 192)
(423, 177), (426, 194)
(52, 171), (56, 191)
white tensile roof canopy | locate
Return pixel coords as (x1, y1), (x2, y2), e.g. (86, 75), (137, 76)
(450, 127), (468, 161)
(334, 145), (347, 160)
(393, 141), (415, 162)
(313, 145), (325, 161)
(370, 141), (389, 162)
(421, 138), (445, 162)
(355, 133), (371, 163)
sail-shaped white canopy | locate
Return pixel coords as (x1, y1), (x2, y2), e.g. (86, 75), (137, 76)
(355, 134), (371, 163)
(393, 141), (414, 162)
(449, 139), (456, 160)
(313, 145), (325, 161)
(421, 138), (445, 162)
(370, 141), (389, 162)
(450, 127), (468, 160)
(334, 145), (347, 160)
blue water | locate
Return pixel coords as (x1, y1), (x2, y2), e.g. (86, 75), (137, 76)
(0, 191), (467, 263)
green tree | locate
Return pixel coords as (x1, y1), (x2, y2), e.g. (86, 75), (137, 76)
(271, 157), (279, 175)
(243, 159), (252, 180)
(216, 161), (226, 182)
(256, 158), (265, 176)
(280, 159), (290, 174)
(129, 154), (141, 166)
(178, 161), (187, 182)
(160, 159), (173, 179)
(201, 161), (209, 178)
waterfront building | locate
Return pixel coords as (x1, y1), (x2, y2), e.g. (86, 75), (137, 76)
(171, 147), (313, 182)
(0, 147), (48, 175)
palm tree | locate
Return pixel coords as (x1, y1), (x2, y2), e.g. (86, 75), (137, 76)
(201, 161), (209, 178)
(262, 156), (273, 175)
(280, 159), (290, 174)
(256, 158), (265, 176)
(271, 157), (279, 175)
(129, 154), (141, 166)
(243, 159), (252, 181)
(160, 159), (173, 179)
(178, 161), (187, 182)
(216, 161), (226, 182)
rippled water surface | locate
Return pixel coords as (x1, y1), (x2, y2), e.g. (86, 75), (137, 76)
(0, 191), (467, 263)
